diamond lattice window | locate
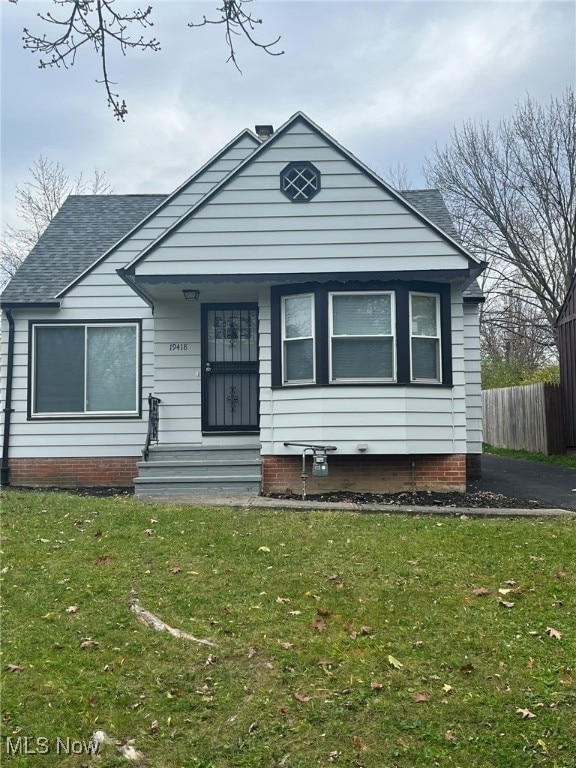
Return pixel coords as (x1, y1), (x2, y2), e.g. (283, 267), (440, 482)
(280, 162), (321, 202)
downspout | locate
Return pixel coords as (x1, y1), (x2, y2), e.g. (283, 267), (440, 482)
(1, 308), (15, 487)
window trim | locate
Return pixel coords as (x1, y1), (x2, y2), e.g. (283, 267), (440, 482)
(281, 293), (316, 384)
(280, 161), (321, 203)
(409, 291), (442, 383)
(28, 319), (142, 420)
(328, 291), (396, 383)
(271, 281), (453, 389)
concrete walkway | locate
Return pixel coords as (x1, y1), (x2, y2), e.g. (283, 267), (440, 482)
(470, 454), (576, 511)
(138, 491), (574, 518)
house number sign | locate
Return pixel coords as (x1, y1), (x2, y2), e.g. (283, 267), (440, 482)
(168, 342), (190, 352)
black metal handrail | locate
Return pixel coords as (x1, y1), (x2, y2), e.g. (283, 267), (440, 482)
(143, 393), (161, 462)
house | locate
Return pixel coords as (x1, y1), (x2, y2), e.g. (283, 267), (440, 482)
(0, 112), (485, 497)
(557, 271), (576, 452)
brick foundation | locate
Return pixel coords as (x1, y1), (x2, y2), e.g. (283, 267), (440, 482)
(7, 457), (139, 488)
(262, 454), (467, 494)
(466, 453), (482, 481)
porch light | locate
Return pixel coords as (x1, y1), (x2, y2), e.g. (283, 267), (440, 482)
(183, 289), (200, 301)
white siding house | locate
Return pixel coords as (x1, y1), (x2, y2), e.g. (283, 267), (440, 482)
(0, 113), (484, 495)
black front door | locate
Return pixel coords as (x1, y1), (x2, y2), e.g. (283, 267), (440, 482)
(201, 303), (259, 432)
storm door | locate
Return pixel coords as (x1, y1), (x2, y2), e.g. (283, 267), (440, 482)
(201, 304), (259, 432)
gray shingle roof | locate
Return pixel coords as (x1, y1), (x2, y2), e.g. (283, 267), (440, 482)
(1, 194), (166, 304)
(1, 188), (480, 305)
(400, 189), (460, 242)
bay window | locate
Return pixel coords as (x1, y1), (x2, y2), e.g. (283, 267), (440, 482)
(272, 282), (451, 388)
(31, 322), (140, 417)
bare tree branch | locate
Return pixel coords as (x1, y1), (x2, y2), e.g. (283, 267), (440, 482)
(9, 0), (282, 119)
(189, 0), (283, 73)
(1, 157), (112, 286)
(425, 88), (576, 361)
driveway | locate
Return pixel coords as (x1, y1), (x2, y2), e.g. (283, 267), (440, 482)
(470, 454), (576, 511)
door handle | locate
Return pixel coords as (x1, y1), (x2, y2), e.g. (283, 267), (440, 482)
(205, 363), (212, 375)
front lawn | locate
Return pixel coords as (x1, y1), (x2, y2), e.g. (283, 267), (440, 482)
(1, 491), (575, 767)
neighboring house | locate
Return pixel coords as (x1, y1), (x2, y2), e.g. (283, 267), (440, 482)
(0, 112), (485, 496)
(557, 272), (576, 451)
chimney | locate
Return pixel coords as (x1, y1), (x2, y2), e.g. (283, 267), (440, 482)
(255, 124), (274, 142)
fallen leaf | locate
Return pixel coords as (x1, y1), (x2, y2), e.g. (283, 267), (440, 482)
(276, 596), (291, 604)
(360, 625), (375, 636)
(472, 587), (490, 597)
(7, 664), (23, 673)
(317, 608), (332, 618)
(293, 692), (312, 702)
(65, 605), (78, 614)
(328, 751), (341, 762)
(80, 638), (100, 649)
(187, 571), (200, 576)
(352, 735), (368, 751)
(460, 662), (475, 673)
(280, 642), (294, 650)
(554, 571), (567, 580)
(387, 654), (403, 669)
(258, 546), (271, 553)
(444, 730), (457, 743)
(312, 619), (326, 632)
(95, 555), (111, 566)
(370, 681), (384, 690)
(144, 529), (154, 536)
(248, 721), (258, 733)
(498, 588), (512, 595)
(499, 599), (515, 609)
(328, 573), (340, 580)
(504, 579), (517, 586)
(516, 707), (536, 719)
(332, 582), (346, 589)
(94, 530), (103, 538)
(288, 610), (302, 616)
(316, 658), (334, 667)
(0, 566), (10, 574)
(545, 626), (562, 640)
(412, 691), (430, 703)
(442, 684), (453, 693)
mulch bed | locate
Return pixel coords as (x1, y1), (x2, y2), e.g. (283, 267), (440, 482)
(263, 490), (548, 509)
(9, 486), (547, 508)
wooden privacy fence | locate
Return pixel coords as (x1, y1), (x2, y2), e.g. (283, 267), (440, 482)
(482, 383), (565, 455)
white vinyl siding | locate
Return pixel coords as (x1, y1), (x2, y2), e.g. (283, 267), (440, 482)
(1, 136), (257, 459)
(329, 292), (395, 382)
(134, 122), (470, 278)
(463, 301), (482, 453)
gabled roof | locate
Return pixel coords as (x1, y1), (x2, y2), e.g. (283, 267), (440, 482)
(121, 111), (485, 276)
(1, 113), (485, 307)
(0, 189), (483, 305)
(1, 195), (165, 305)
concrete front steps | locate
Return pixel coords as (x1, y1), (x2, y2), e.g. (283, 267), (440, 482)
(133, 444), (262, 498)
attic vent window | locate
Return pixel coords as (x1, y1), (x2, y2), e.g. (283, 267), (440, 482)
(280, 162), (321, 202)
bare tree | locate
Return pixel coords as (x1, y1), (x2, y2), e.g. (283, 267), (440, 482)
(1, 156), (112, 286)
(379, 162), (414, 191)
(425, 88), (576, 359)
(8, 0), (283, 120)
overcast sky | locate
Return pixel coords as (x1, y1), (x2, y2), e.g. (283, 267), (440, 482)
(1, 0), (575, 228)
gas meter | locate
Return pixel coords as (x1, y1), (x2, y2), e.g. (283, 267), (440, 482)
(312, 450), (329, 477)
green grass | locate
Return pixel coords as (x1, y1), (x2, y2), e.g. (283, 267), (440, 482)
(483, 444), (576, 469)
(1, 490), (575, 767)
